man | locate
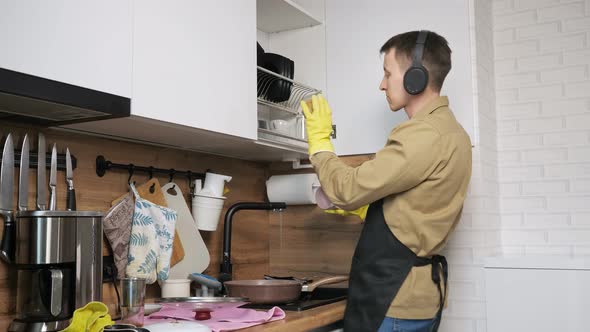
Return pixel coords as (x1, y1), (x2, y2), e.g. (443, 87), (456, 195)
(301, 30), (472, 332)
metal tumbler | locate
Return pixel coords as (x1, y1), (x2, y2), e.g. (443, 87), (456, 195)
(120, 278), (146, 326)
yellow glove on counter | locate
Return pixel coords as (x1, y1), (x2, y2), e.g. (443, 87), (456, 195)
(301, 95), (334, 156)
(61, 301), (114, 332)
(325, 205), (369, 221)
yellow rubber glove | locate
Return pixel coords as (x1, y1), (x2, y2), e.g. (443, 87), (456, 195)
(325, 205), (369, 221)
(61, 301), (114, 332)
(300, 95), (335, 156)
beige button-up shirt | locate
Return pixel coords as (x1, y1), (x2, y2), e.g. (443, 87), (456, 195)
(311, 96), (472, 319)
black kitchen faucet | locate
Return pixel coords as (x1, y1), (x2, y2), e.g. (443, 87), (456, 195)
(219, 202), (287, 284)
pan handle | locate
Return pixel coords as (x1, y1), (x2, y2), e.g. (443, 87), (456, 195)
(302, 276), (349, 292)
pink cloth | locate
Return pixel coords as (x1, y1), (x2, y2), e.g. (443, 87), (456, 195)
(146, 303), (286, 332)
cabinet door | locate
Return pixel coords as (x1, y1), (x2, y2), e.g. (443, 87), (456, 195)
(325, 0), (474, 155)
(132, 0), (257, 140)
(0, 0), (132, 97)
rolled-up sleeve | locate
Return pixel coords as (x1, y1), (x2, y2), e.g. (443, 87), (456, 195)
(311, 120), (441, 210)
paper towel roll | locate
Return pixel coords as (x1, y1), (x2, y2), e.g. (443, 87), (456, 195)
(266, 174), (319, 205)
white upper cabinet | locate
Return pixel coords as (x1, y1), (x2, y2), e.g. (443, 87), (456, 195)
(257, 0), (322, 33)
(325, 0), (475, 156)
(0, 0), (132, 98)
(132, 0), (257, 140)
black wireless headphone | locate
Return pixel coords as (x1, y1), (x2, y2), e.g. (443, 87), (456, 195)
(403, 30), (429, 95)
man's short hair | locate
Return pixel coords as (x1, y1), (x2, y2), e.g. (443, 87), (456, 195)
(380, 31), (452, 92)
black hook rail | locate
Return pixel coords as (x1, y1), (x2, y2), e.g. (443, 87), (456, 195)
(95, 155), (206, 181)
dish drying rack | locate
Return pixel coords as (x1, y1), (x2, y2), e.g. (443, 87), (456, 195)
(257, 66), (321, 115)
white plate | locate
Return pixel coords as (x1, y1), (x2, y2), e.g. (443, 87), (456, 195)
(144, 303), (162, 315)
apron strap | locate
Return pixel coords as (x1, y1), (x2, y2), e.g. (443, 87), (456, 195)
(414, 255), (448, 320)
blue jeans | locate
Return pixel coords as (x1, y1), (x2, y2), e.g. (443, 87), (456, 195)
(377, 315), (439, 332)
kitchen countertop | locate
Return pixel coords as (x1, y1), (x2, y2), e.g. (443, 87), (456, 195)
(239, 300), (346, 332)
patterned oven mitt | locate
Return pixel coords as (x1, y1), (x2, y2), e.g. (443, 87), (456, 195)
(126, 183), (178, 284)
(103, 192), (135, 279)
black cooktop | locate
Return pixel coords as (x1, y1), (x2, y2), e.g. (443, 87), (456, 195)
(240, 287), (347, 312)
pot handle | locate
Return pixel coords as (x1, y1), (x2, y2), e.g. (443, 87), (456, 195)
(302, 275), (349, 292)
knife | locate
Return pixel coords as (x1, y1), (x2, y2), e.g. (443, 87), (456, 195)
(49, 143), (57, 211)
(37, 133), (47, 210)
(18, 134), (30, 211)
(66, 148), (76, 211)
(0, 134), (15, 263)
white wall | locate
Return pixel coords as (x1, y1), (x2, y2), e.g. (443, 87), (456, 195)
(438, 0), (500, 331)
(493, 0), (590, 256)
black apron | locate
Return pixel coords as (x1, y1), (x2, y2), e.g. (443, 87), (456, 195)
(343, 199), (448, 332)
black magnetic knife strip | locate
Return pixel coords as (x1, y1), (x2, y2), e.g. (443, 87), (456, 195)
(0, 150), (77, 171)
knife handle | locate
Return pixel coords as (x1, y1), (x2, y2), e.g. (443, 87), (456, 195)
(0, 211), (15, 263)
(67, 188), (76, 211)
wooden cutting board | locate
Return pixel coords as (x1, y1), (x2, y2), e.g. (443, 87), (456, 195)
(112, 178), (185, 267)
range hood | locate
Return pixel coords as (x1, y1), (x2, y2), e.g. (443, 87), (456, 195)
(0, 68), (130, 126)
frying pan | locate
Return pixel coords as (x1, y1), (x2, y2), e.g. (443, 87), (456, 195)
(224, 275), (348, 304)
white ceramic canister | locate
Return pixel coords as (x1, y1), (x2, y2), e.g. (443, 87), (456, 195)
(158, 279), (191, 298)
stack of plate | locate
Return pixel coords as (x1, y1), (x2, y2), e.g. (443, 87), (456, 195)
(256, 43), (295, 103)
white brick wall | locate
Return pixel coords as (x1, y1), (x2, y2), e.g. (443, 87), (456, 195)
(538, 3), (586, 21)
(542, 98), (590, 115)
(517, 22), (560, 39)
(565, 112), (590, 128)
(563, 48), (590, 65)
(565, 81), (590, 97)
(497, 102), (541, 119)
(522, 180), (568, 194)
(441, 1), (590, 331)
(513, 0), (560, 11)
(517, 53), (561, 72)
(540, 65), (587, 83)
(523, 212), (570, 227)
(572, 211), (590, 225)
(521, 148), (568, 162)
(442, 1), (500, 331)
(518, 116), (564, 132)
(544, 131), (589, 145)
(493, 0), (590, 279)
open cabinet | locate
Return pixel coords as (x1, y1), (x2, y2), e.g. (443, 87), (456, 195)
(254, 0), (325, 158)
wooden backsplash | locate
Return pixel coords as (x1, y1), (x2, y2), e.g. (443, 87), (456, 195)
(0, 121), (366, 328)
(267, 156), (370, 280)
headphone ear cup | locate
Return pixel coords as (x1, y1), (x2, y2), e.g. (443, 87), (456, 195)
(403, 66), (429, 95)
